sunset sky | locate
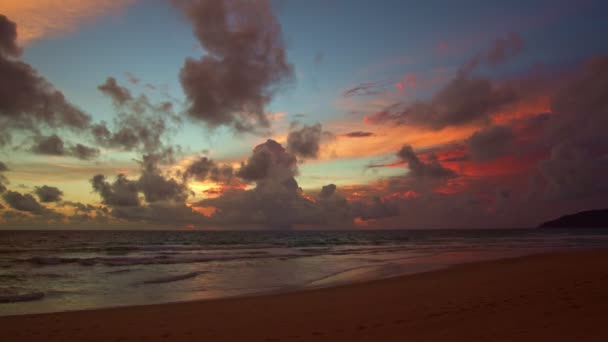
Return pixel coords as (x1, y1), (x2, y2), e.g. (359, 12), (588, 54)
(1, 0), (607, 229)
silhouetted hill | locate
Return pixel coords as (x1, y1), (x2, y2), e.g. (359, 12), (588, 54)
(538, 209), (608, 228)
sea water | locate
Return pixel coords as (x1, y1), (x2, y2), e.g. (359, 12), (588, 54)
(1, 228), (608, 316)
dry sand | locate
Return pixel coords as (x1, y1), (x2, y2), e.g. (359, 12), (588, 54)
(2, 250), (608, 341)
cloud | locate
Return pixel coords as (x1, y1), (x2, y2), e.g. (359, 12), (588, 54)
(91, 174), (140, 207)
(174, 0), (294, 132)
(468, 125), (514, 161)
(237, 139), (298, 182)
(182, 156), (234, 183)
(0, 14), (21, 56)
(342, 131), (375, 138)
(0, 161), (7, 193)
(3, 0), (137, 44)
(286, 123), (327, 159)
(342, 82), (385, 98)
(30, 134), (100, 160)
(95, 77), (179, 154)
(397, 145), (457, 179)
(0, 15), (92, 146)
(364, 33), (529, 130)
(2, 190), (56, 216)
(97, 77), (133, 105)
(71, 143), (100, 160)
(320, 184), (337, 199)
(31, 134), (65, 155)
(461, 32), (525, 75)
(198, 139), (323, 228)
(137, 154), (189, 203)
(34, 185), (63, 203)
(365, 77), (517, 130)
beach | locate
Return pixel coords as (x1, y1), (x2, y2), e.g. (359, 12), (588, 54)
(2, 249), (607, 341)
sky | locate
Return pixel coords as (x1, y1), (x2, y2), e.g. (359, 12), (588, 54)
(0, 0), (607, 229)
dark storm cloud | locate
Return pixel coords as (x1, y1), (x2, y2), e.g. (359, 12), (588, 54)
(174, 0), (294, 132)
(397, 145), (456, 179)
(2, 190), (54, 216)
(342, 131), (375, 138)
(468, 125), (514, 161)
(0, 16), (91, 146)
(97, 77), (133, 105)
(34, 185), (64, 203)
(286, 123), (326, 159)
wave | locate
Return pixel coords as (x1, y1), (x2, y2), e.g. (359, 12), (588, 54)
(16, 245), (423, 267)
(0, 291), (45, 304)
(140, 272), (201, 285)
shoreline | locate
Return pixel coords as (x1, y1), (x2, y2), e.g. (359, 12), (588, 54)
(2, 249), (608, 341)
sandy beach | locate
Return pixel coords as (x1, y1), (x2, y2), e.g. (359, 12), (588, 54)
(2, 250), (608, 341)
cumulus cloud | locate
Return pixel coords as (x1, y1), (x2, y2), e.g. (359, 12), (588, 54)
(237, 139), (298, 182)
(30, 134), (100, 160)
(2, 190), (56, 216)
(97, 77), (133, 105)
(0, 15), (92, 146)
(71, 143), (100, 160)
(198, 139), (320, 228)
(0, 14), (21, 56)
(320, 184), (337, 199)
(174, 0), (294, 132)
(91, 174), (140, 207)
(90, 152), (204, 224)
(34, 185), (63, 202)
(94, 77), (179, 155)
(286, 123), (329, 159)
(182, 156), (234, 183)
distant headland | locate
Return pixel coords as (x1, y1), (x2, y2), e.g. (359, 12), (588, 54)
(538, 209), (608, 228)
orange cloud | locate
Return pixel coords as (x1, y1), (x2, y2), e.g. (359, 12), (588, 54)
(321, 122), (477, 160)
(3, 0), (138, 44)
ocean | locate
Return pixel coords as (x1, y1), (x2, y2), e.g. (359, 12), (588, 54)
(1, 228), (608, 316)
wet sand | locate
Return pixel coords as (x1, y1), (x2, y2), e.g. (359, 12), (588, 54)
(2, 250), (608, 341)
